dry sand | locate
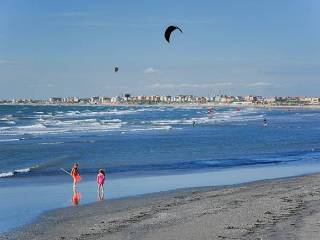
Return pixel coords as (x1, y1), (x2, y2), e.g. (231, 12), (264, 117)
(2, 173), (320, 240)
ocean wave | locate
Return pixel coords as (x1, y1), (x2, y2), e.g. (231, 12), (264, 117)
(150, 111), (264, 126)
(54, 109), (136, 118)
(35, 114), (53, 118)
(0, 117), (125, 136)
(0, 167), (33, 178)
(130, 126), (172, 132)
(50, 119), (124, 130)
(14, 168), (31, 173)
(52, 107), (166, 119)
(151, 120), (183, 125)
(0, 172), (14, 178)
(39, 141), (65, 145)
(4, 121), (16, 125)
(0, 138), (20, 142)
(17, 123), (47, 130)
(0, 106), (266, 137)
(0, 115), (13, 121)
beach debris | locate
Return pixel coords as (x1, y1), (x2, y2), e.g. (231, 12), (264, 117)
(164, 25), (183, 43)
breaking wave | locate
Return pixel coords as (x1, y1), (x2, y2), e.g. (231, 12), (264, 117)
(0, 167), (34, 178)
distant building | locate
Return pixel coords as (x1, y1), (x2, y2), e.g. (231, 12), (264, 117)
(175, 95), (189, 102)
(244, 95), (258, 102)
(79, 98), (90, 104)
(49, 97), (63, 103)
(160, 96), (172, 102)
(66, 97), (79, 103)
(137, 95), (146, 101)
(90, 96), (99, 104)
(153, 95), (160, 102)
(303, 97), (319, 105)
(111, 96), (122, 103)
(265, 97), (276, 103)
(99, 96), (111, 104)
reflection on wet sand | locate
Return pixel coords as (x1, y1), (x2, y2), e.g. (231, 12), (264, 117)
(98, 189), (104, 201)
(72, 188), (81, 206)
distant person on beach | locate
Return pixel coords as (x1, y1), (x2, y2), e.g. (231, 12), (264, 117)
(97, 169), (106, 199)
(263, 118), (268, 127)
(71, 163), (81, 188)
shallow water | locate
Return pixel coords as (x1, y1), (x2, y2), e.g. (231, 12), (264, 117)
(0, 105), (320, 233)
(2, 163), (320, 234)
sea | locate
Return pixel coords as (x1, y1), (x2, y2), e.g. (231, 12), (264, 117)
(0, 104), (320, 234)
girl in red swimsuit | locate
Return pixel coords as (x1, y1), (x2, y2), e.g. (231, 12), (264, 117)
(71, 163), (81, 188)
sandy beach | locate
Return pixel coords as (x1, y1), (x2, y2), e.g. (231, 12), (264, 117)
(2, 173), (320, 240)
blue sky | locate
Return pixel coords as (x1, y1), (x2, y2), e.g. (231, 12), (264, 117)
(0, 0), (320, 98)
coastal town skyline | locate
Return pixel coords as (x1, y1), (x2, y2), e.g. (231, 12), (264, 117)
(1, 93), (320, 106)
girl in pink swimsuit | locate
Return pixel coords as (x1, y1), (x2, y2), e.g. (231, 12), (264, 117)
(97, 169), (106, 199)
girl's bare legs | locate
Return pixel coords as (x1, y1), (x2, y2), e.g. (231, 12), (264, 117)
(101, 185), (104, 197)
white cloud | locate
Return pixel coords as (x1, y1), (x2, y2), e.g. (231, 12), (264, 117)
(150, 83), (174, 89)
(247, 82), (271, 87)
(149, 82), (233, 89)
(144, 67), (160, 74)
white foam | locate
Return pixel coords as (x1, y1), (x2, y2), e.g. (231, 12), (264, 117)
(0, 115), (13, 121)
(5, 121), (16, 125)
(0, 117), (126, 136)
(0, 107), (266, 136)
(53, 108), (162, 119)
(0, 167), (34, 178)
(0, 126), (11, 131)
(14, 168), (31, 173)
(130, 126), (172, 132)
(0, 138), (20, 142)
(151, 120), (182, 125)
(17, 123), (46, 130)
(39, 142), (64, 145)
(150, 108), (264, 126)
(99, 119), (122, 123)
(0, 171), (14, 178)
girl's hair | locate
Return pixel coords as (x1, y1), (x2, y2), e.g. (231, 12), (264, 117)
(99, 169), (105, 176)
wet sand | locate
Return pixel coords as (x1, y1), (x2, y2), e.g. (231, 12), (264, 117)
(2, 173), (320, 240)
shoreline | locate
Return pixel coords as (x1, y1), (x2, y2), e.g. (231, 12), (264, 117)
(3, 172), (320, 240)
